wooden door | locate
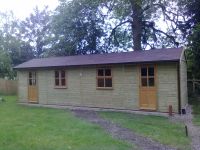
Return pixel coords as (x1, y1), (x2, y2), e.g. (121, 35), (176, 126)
(139, 65), (157, 110)
(28, 72), (38, 103)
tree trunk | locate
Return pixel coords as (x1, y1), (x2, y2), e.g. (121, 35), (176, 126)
(130, 0), (142, 51)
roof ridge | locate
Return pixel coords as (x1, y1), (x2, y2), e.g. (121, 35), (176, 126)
(14, 47), (183, 69)
(29, 47), (183, 60)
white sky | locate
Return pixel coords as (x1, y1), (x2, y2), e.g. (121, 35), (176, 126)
(0, 0), (59, 19)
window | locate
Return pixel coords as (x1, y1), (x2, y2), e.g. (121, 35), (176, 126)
(28, 72), (36, 86)
(97, 68), (112, 88)
(141, 66), (155, 87)
(55, 70), (66, 87)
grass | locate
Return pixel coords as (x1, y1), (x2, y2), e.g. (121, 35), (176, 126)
(0, 96), (133, 150)
(100, 111), (191, 150)
(189, 96), (200, 126)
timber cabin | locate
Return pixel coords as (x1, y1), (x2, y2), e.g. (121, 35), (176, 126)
(14, 47), (188, 114)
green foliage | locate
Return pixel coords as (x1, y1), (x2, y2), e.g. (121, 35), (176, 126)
(187, 24), (200, 78)
(0, 12), (35, 78)
(0, 96), (133, 150)
(0, 48), (13, 78)
(10, 41), (34, 66)
(0, 7), (51, 78)
(19, 6), (52, 58)
(178, 0), (200, 78)
(51, 0), (107, 55)
(110, 0), (181, 49)
(51, 0), (182, 54)
(188, 96), (200, 126)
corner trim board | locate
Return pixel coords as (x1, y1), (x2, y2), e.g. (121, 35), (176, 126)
(177, 62), (181, 114)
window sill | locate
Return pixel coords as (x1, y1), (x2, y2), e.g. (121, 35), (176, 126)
(54, 86), (67, 89)
(96, 87), (113, 90)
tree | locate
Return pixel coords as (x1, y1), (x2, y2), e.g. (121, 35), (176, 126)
(106, 0), (184, 50)
(0, 48), (13, 78)
(51, 0), (106, 56)
(0, 11), (34, 66)
(178, 0), (200, 78)
(19, 6), (52, 58)
(9, 39), (34, 66)
(0, 32), (13, 78)
(0, 11), (35, 78)
(52, 0), (182, 55)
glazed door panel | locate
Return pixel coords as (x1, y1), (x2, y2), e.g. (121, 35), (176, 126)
(28, 72), (38, 103)
(139, 65), (157, 110)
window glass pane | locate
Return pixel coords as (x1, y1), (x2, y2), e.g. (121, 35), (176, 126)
(149, 78), (155, 87)
(29, 72), (32, 78)
(105, 78), (112, 87)
(61, 70), (65, 78)
(98, 69), (104, 76)
(29, 79), (32, 85)
(32, 79), (36, 86)
(55, 71), (59, 78)
(105, 69), (111, 76)
(55, 79), (59, 86)
(141, 67), (147, 76)
(97, 78), (104, 87)
(141, 78), (147, 86)
(61, 79), (66, 86)
(33, 72), (36, 79)
(148, 67), (154, 76)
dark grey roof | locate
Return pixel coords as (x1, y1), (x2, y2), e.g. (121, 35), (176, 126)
(14, 47), (183, 69)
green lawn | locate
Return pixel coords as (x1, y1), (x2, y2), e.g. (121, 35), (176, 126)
(189, 97), (200, 126)
(193, 104), (200, 126)
(0, 96), (132, 150)
(100, 112), (191, 150)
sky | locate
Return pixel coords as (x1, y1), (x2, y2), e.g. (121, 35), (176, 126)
(0, 0), (59, 19)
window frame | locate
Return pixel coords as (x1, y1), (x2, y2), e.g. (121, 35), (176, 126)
(28, 71), (37, 86)
(140, 65), (156, 87)
(96, 67), (113, 90)
(54, 70), (67, 89)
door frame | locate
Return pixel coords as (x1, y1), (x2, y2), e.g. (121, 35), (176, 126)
(28, 71), (38, 103)
(138, 64), (158, 110)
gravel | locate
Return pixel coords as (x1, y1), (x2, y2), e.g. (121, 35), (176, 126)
(170, 105), (200, 150)
(72, 109), (177, 150)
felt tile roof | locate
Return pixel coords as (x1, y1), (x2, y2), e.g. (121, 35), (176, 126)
(14, 47), (183, 69)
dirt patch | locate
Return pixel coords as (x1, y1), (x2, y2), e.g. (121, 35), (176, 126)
(72, 109), (176, 150)
(170, 106), (200, 150)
